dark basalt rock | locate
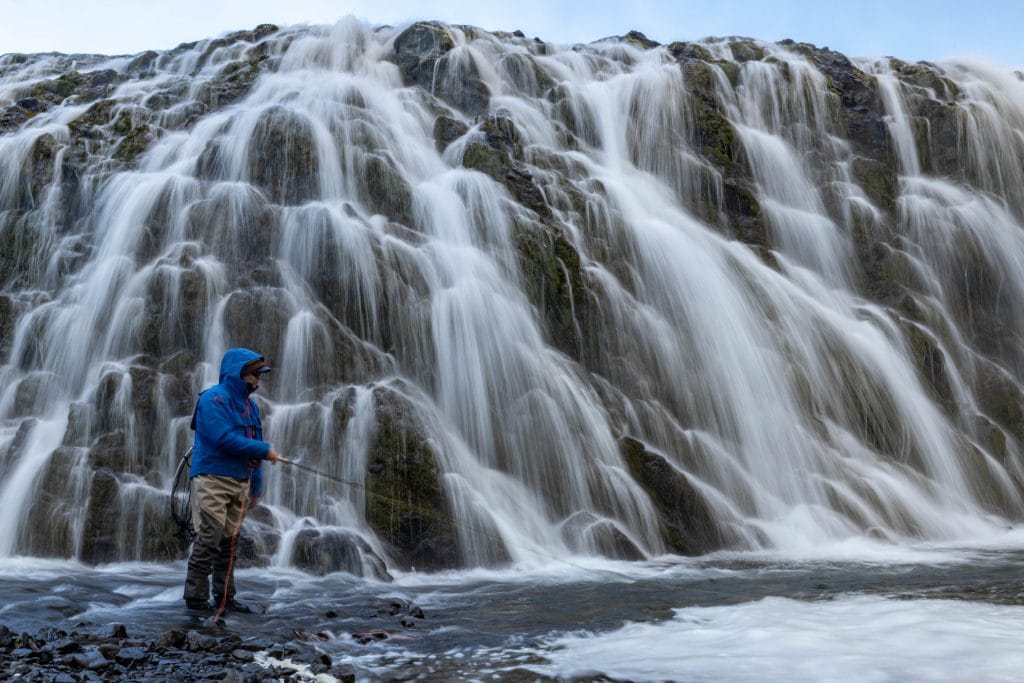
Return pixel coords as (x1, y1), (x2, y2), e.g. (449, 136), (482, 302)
(289, 528), (392, 579)
(79, 468), (121, 564)
(783, 41), (891, 164)
(366, 385), (458, 569)
(620, 436), (725, 555)
(247, 105), (321, 205)
(393, 22), (456, 87)
(624, 30), (660, 49)
(433, 114), (469, 151)
(392, 22), (491, 116)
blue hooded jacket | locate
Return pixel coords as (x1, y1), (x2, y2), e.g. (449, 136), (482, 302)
(190, 347), (270, 496)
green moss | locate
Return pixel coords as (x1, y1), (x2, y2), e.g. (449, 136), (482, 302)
(462, 141), (509, 180)
(619, 437), (723, 555)
(977, 362), (1024, 444)
(113, 124), (151, 163)
(366, 388), (457, 569)
(728, 38), (765, 62)
(667, 41), (713, 62)
(692, 104), (735, 166)
(851, 156), (897, 214)
(68, 99), (117, 134)
(901, 321), (954, 413)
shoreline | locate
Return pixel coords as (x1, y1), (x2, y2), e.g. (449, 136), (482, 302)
(0, 620), (360, 682)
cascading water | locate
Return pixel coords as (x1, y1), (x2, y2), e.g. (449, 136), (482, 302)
(0, 19), (1022, 575)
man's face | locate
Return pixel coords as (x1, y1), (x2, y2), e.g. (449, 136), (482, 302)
(244, 368), (265, 390)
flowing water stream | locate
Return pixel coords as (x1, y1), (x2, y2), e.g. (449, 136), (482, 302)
(1, 17), (1023, 680)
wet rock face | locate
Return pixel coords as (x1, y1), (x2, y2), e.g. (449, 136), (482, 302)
(1, 20), (1023, 574)
(247, 105), (321, 205)
(392, 22), (490, 115)
(365, 386), (458, 570)
(619, 437), (724, 555)
(393, 22), (456, 87)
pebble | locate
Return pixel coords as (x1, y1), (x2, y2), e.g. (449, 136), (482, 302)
(71, 649), (110, 670)
(115, 646), (149, 663)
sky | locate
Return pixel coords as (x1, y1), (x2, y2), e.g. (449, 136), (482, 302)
(1, 0), (1021, 67)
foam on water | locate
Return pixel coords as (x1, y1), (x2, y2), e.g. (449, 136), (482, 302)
(526, 594), (1024, 682)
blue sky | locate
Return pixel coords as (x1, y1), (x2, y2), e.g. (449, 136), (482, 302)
(1, 0), (1021, 66)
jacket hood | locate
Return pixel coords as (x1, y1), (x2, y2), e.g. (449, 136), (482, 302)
(219, 347), (263, 396)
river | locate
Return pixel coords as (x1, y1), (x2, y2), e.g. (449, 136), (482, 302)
(4, 534), (1023, 681)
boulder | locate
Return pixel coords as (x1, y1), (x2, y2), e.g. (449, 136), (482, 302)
(432, 115), (469, 152)
(246, 105), (321, 205)
(392, 22), (490, 116)
(289, 528), (391, 579)
(561, 511), (645, 560)
(366, 385), (458, 569)
(79, 469), (121, 564)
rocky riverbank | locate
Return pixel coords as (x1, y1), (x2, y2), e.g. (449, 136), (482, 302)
(0, 598), (428, 682)
(0, 621), (352, 681)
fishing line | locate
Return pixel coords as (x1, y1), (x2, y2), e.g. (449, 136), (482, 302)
(295, 457), (743, 603)
(278, 457), (653, 582)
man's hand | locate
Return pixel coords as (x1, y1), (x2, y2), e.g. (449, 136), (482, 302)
(266, 449), (285, 464)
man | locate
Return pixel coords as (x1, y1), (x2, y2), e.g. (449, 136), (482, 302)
(184, 347), (284, 612)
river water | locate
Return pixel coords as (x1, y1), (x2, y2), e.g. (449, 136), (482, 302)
(4, 535), (1023, 681)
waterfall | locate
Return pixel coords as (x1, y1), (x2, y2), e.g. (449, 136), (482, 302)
(0, 19), (1022, 573)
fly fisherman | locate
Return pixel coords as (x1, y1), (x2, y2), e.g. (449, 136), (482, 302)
(184, 347), (284, 613)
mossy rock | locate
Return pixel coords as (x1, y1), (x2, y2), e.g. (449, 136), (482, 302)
(900, 320), (955, 414)
(30, 69), (119, 106)
(496, 52), (557, 97)
(87, 430), (130, 472)
(366, 385), (457, 570)
(892, 59), (961, 99)
(856, 240), (920, 308)
(851, 156), (897, 214)
(0, 295), (16, 358)
(432, 115), (469, 152)
(788, 43), (889, 162)
(79, 469), (121, 564)
(15, 133), (59, 210)
(360, 152), (413, 225)
(461, 133), (550, 220)
(513, 218), (587, 360)
(668, 41), (714, 63)
(392, 21), (490, 115)
(619, 436), (724, 555)
(68, 99), (118, 135)
(728, 38), (765, 62)
(247, 105), (320, 205)
(11, 372), (59, 417)
(722, 179), (777, 267)
(201, 57), (267, 109)
(976, 361), (1024, 444)
(125, 50), (159, 75)
(392, 22), (456, 87)
(909, 98), (964, 178)
(113, 124), (152, 163)
(0, 104), (29, 135)
(19, 445), (87, 558)
(220, 288), (292, 369)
